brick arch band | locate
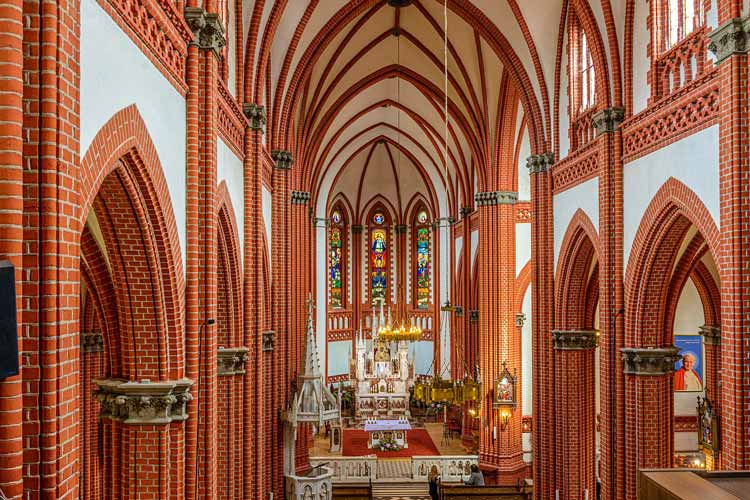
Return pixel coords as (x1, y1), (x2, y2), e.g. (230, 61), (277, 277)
(622, 178), (721, 495)
(555, 209), (600, 330)
(77, 105), (187, 499)
(80, 104), (185, 380)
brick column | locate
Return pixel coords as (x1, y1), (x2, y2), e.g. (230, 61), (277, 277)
(700, 325), (721, 469)
(527, 153), (555, 500)
(243, 102), (267, 499)
(476, 191), (524, 483)
(21, 0), (81, 496)
(81, 333), (105, 500)
(0, 1), (24, 497)
(622, 347), (681, 500)
(184, 8), (225, 499)
(553, 330), (599, 500)
(592, 106), (626, 500)
(351, 224), (363, 357)
(708, 17), (750, 470)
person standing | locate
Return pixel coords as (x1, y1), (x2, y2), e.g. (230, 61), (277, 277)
(428, 465), (440, 500)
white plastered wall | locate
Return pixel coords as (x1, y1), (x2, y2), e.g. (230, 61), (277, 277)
(80, 0), (187, 265)
(262, 187), (272, 259)
(217, 139), (245, 254)
(553, 177), (600, 267)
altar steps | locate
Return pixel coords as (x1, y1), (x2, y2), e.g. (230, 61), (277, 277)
(372, 482), (430, 500)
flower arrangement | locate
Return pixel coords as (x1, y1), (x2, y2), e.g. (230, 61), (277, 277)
(374, 436), (403, 452)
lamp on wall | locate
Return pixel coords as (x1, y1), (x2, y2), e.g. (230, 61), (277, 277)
(498, 407), (512, 431)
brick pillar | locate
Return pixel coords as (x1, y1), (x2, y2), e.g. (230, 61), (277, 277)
(476, 191), (524, 483)
(708, 17), (750, 470)
(352, 224), (363, 357)
(81, 333), (105, 500)
(20, 0), (81, 496)
(527, 153), (555, 500)
(289, 190), (313, 473)
(553, 330), (599, 500)
(243, 102), (267, 499)
(0, 0), (24, 497)
(700, 325), (721, 468)
(592, 107), (626, 500)
(183, 8), (224, 499)
(271, 150), (291, 497)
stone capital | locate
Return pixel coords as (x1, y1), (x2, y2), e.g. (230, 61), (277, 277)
(394, 224), (407, 234)
(526, 152), (554, 174)
(469, 310), (479, 323)
(262, 331), (276, 352)
(474, 191), (517, 206)
(352, 224), (364, 234)
(453, 305), (464, 317)
(459, 206), (473, 218)
(708, 16), (750, 64)
(81, 332), (104, 354)
(184, 7), (226, 57)
(552, 330), (599, 350)
(243, 103), (266, 132)
(291, 190), (311, 205)
(621, 346), (681, 376)
(313, 217), (329, 228)
(515, 313), (527, 328)
(271, 150), (294, 170)
(592, 107), (625, 136)
(217, 347), (249, 376)
(431, 217), (454, 229)
(699, 325), (721, 346)
(93, 378), (193, 425)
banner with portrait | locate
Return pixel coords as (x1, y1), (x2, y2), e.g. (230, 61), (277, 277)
(673, 335), (703, 392)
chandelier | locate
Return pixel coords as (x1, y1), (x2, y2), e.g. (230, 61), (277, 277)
(377, 302), (422, 342)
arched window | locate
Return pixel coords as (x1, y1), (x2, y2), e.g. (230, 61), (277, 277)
(664, 0), (701, 50)
(578, 31), (595, 113)
(413, 209), (431, 310)
(369, 209), (389, 304)
(329, 208), (347, 308)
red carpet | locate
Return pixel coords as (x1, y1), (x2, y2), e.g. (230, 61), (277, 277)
(342, 429), (440, 457)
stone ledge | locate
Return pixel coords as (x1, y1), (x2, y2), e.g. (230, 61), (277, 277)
(218, 347), (249, 376)
(552, 330), (599, 350)
(621, 346), (681, 376)
(93, 378), (193, 425)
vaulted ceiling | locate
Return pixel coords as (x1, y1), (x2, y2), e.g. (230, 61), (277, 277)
(242, 0), (623, 218)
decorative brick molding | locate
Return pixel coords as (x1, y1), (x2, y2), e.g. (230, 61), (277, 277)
(708, 17), (750, 64)
(515, 313), (526, 328)
(217, 347), (249, 376)
(621, 72), (719, 163)
(516, 202), (532, 222)
(552, 330), (599, 350)
(184, 7), (226, 56)
(271, 150), (294, 170)
(93, 378), (193, 424)
(474, 191), (517, 206)
(81, 332), (104, 354)
(262, 331), (276, 352)
(699, 325), (721, 346)
(620, 347), (681, 375)
(551, 141), (599, 194)
(526, 152), (554, 174)
(243, 103), (266, 132)
(290, 191), (311, 205)
(592, 107), (625, 136)
(217, 79), (246, 159)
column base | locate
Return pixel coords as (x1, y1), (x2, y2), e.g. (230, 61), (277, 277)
(479, 452), (528, 485)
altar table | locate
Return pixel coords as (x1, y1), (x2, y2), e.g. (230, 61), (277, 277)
(364, 419), (412, 449)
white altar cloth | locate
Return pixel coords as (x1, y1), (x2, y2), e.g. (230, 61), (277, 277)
(364, 419), (412, 432)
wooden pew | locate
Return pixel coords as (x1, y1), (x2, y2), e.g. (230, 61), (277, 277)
(439, 482), (532, 500)
(331, 482), (372, 500)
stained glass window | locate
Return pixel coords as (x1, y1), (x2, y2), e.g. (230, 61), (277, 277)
(371, 228), (387, 302)
(330, 226), (343, 308)
(373, 212), (385, 225)
(415, 212), (430, 309)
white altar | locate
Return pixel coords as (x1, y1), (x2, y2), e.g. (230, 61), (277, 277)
(350, 304), (416, 421)
(364, 418), (411, 449)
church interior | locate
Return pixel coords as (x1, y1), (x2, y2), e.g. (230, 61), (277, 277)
(0, 0), (748, 499)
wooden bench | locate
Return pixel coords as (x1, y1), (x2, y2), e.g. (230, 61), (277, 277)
(331, 483), (372, 500)
(439, 483), (532, 500)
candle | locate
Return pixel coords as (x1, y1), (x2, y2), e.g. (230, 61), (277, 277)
(585, 489), (589, 500)
(555, 491), (559, 500)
